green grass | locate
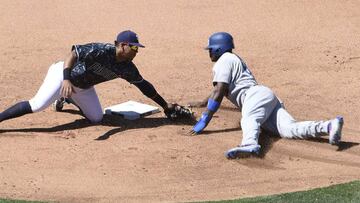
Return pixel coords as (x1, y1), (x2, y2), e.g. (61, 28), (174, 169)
(1, 181), (359, 203)
(196, 180), (360, 203)
(0, 200), (44, 203)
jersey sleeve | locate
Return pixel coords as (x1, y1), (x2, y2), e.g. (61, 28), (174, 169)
(212, 55), (233, 84)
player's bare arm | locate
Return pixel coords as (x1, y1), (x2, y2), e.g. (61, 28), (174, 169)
(61, 50), (77, 98)
(188, 82), (229, 108)
(209, 82), (228, 104)
(189, 82), (228, 135)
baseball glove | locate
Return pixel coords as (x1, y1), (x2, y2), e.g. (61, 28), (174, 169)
(165, 104), (194, 121)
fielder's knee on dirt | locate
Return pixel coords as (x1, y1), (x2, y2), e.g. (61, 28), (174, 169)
(86, 113), (103, 124)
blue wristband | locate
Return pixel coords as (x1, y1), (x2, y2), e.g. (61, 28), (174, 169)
(207, 99), (220, 112)
(193, 112), (211, 133)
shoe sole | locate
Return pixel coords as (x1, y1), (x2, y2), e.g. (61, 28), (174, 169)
(225, 148), (260, 159)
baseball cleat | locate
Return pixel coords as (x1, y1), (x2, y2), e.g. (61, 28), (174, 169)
(225, 144), (261, 159)
(328, 116), (344, 145)
(53, 97), (66, 112)
(53, 97), (78, 112)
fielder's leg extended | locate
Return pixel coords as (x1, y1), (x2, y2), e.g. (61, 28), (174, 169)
(1, 62), (63, 123)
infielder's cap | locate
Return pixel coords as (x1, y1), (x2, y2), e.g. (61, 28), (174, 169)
(116, 30), (145, 48)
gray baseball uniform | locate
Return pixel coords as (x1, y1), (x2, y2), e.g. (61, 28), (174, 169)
(212, 52), (330, 146)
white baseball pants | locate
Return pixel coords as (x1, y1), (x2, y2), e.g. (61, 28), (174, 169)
(28, 62), (103, 123)
(240, 85), (330, 146)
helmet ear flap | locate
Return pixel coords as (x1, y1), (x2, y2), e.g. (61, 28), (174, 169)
(212, 48), (221, 57)
(208, 47), (221, 55)
(209, 48), (222, 61)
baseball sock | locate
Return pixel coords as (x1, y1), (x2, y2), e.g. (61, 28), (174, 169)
(0, 101), (33, 122)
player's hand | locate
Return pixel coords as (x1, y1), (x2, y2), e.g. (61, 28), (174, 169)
(188, 128), (199, 136)
(187, 112), (212, 135)
(61, 80), (76, 98)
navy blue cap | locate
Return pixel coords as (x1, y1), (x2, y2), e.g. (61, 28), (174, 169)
(116, 30), (145, 48)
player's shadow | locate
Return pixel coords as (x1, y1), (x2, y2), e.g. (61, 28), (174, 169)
(257, 133), (281, 158)
(201, 127), (242, 135)
(95, 114), (196, 140)
(0, 118), (93, 134)
(0, 114), (197, 140)
(255, 135), (358, 157)
(307, 137), (359, 151)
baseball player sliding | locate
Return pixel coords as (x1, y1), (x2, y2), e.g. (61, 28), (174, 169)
(189, 32), (344, 159)
(0, 30), (191, 126)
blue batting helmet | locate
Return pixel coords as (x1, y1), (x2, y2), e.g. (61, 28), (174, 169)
(205, 32), (234, 58)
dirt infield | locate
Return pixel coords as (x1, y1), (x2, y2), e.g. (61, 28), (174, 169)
(0, 1), (359, 202)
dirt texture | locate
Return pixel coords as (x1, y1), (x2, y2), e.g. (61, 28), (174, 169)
(0, 1), (360, 202)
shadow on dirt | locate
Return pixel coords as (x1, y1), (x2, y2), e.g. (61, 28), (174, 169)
(258, 133), (281, 158)
(201, 127), (242, 135)
(95, 115), (196, 140)
(0, 113), (197, 140)
(0, 118), (93, 133)
(307, 137), (359, 152)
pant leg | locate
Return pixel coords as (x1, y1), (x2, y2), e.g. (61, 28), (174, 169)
(28, 62), (63, 112)
(240, 85), (279, 146)
(27, 61), (103, 123)
(70, 87), (103, 123)
(275, 105), (330, 139)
